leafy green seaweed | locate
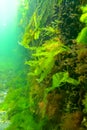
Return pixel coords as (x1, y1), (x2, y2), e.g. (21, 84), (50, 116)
(76, 27), (87, 44)
(46, 72), (79, 92)
(76, 5), (87, 45)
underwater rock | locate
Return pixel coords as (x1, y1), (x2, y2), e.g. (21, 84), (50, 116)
(58, 0), (84, 45)
(61, 111), (83, 130)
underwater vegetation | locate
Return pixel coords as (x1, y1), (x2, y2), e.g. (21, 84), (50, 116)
(77, 5), (87, 45)
(2, 0), (87, 130)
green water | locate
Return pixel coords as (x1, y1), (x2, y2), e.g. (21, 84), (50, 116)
(0, 0), (24, 129)
(0, 0), (25, 68)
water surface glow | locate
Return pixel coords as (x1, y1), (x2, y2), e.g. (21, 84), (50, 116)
(0, 0), (20, 61)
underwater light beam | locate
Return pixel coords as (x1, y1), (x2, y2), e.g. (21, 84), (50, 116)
(0, 0), (19, 26)
(0, 0), (19, 56)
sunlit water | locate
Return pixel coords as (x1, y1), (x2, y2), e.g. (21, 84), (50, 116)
(0, 0), (24, 129)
